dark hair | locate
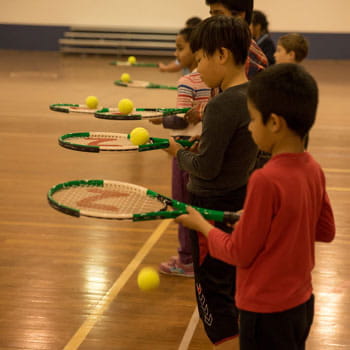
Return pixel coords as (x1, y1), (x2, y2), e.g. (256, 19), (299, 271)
(205, 0), (253, 24)
(251, 10), (269, 33)
(248, 64), (318, 138)
(190, 15), (251, 66)
(278, 33), (309, 63)
(185, 16), (202, 27)
(178, 26), (197, 43)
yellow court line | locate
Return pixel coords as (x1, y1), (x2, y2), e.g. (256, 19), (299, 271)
(327, 187), (350, 192)
(63, 219), (172, 350)
(324, 168), (350, 174)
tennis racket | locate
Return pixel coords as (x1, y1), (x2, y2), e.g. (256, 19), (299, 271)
(110, 61), (158, 67)
(114, 80), (177, 90)
(58, 132), (193, 152)
(94, 107), (189, 120)
(47, 179), (240, 223)
(49, 103), (118, 114)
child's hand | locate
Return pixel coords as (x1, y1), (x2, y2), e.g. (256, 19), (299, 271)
(148, 117), (163, 125)
(162, 136), (182, 157)
(188, 135), (200, 152)
(175, 206), (214, 236)
(158, 62), (167, 72)
(184, 107), (201, 125)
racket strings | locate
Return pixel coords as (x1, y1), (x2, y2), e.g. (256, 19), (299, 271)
(66, 133), (135, 148)
(53, 184), (164, 215)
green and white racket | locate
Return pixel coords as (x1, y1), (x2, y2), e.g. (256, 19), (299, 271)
(58, 132), (193, 152)
(114, 80), (177, 90)
(49, 103), (118, 114)
(110, 61), (158, 67)
(94, 107), (189, 120)
(47, 179), (240, 223)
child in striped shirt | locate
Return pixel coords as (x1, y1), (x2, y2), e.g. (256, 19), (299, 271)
(150, 25), (211, 277)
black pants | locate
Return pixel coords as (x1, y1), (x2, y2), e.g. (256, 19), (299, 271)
(239, 295), (315, 350)
(189, 186), (246, 344)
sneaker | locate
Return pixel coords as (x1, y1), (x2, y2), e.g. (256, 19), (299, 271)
(159, 256), (194, 278)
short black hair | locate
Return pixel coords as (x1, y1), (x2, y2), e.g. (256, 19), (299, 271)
(185, 16), (202, 27)
(178, 26), (197, 44)
(190, 15), (251, 66)
(248, 64), (318, 138)
(205, 0), (253, 24)
(251, 10), (269, 33)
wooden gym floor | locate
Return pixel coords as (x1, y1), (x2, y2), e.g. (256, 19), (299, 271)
(0, 50), (349, 349)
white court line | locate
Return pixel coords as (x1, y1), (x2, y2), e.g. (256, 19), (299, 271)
(63, 219), (172, 350)
(178, 307), (200, 350)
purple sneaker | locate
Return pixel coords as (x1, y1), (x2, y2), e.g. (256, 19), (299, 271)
(159, 256), (194, 278)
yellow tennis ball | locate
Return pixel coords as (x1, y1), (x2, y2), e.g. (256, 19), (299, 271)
(137, 267), (160, 291)
(118, 98), (134, 114)
(128, 56), (137, 64)
(85, 96), (99, 109)
(120, 72), (131, 83)
(130, 127), (150, 145)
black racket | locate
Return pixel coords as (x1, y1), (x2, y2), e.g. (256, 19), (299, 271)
(47, 179), (240, 223)
(114, 79), (177, 90)
(94, 107), (189, 120)
(49, 103), (117, 114)
(58, 132), (193, 152)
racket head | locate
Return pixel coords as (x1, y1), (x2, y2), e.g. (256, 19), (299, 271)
(47, 179), (179, 220)
(94, 107), (189, 120)
(49, 103), (98, 114)
(58, 132), (174, 152)
(114, 80), (177, 90)
(110, 61), (158, 67)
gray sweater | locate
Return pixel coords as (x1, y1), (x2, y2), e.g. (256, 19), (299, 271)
(176, 83), (257, 197)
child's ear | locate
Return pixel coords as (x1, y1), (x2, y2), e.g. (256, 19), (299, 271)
(269, 113), (284, 133)
(218, 47), (230, 63)
(289, 50), (296, 61)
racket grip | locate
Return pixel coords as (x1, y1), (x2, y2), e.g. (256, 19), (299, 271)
(176, 139), (194, 148)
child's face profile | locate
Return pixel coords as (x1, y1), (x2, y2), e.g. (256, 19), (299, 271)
(195, 49), (222, 89)
(247, 100), (272, 153)
(175, 34), (195, 70)
(274, 44), (295, 64)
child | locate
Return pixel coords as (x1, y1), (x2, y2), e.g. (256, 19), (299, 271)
(164, 16), (257, 349)
(250, 10), (275, 65)
(151, 25), (211, 277)
(175, 63), (336, 349)
(274, 33), (309, 64)
(205, 0), (268, 79)
(158, 17), (202, 74)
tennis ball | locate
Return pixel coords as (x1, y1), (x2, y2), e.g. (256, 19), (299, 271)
(120, 72), (131, 83)
(137, 267), (160, 291)
(130, 127), (150, 145)
(85, 96), (99, 109)
(118, 98), (134, 114)
(128, 56), (137, 64)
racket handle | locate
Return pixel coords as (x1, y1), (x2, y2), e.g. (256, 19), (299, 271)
(196, 208), (240, 223)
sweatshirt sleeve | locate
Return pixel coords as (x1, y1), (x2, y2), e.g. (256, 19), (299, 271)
(208, 171), (274, 267)
(315, 191), (335, 242)
(176, 100), (237, 180)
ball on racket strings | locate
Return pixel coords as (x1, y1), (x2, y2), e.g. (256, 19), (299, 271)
(128, 56), (137, 64)
(137, 267), (160, 291)
(120, 72), (131, 83)
(130, 127), (150, 145)
(118, 98), (134, 114)
(85, 96), (99, 109)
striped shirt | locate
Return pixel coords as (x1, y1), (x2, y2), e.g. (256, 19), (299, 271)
(163, 71), (211, 136)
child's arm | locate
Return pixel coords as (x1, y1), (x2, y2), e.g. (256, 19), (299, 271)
(158, 60), (181, 73)
(315, 192), (335, 242)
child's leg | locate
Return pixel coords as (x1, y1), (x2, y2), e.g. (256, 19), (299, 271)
(159, 159), (193, 277)
(172, 158), (192, 264)
(239, 295), (314, 350)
